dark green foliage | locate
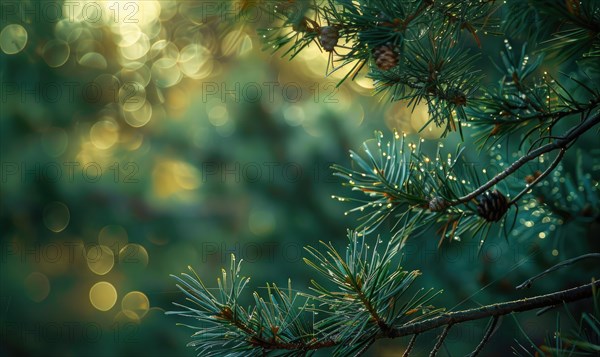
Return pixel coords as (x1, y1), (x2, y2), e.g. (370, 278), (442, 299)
(169, 232), (440, 356)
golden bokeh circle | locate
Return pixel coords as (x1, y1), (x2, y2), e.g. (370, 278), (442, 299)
(86, 245), (115, 275)
(78, 52), (107, 69)
(89, 282), (118, 311)
(119, 82), (146, 112)
(118, 243), (149, 272)
(221, 29), (250, 57)
(0, 24), (28, 55)
(114, 24), (142, 47)
(150, 40), (179, 62)
(120, 33), (150, 60)
(123, 100), (153, 127)
(54, 19), (83, 43)
(42, 39), (70, 68)
(43, 201), (70, 233)
(121, 291), (150, 319)
(208, 105), (229, 127)
(179, 44), (213, 79)
(409, 103), (445, 139)
(151, 57), (182, 88)
(90, 120), (119, 149)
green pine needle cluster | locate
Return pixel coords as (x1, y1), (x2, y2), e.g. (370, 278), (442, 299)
(331, 130), (499, 249)
(168, 232), (440, 356)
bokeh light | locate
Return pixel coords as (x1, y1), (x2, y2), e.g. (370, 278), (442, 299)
(89, 282), (118, 311)
(121, 291), (150, 319)
(152, 159), (201, 199)
(90, 120), (120, 149)
(385, 101), (445, 138)
(79, 52), (108, 69)
(42, 39), (71, 68)
(86, 245), (115, 275)
(43, 202), (70, 233)
(118, 243), (149, 273)
(0, 24), (28, 54)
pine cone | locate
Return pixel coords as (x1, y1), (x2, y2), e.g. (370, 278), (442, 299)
(447, 88), (467, 106)
(373, 45), (398, 70)
(477, 189), (509, 222)
(319, 26), (339, 52)
(429, 196), (448, 212)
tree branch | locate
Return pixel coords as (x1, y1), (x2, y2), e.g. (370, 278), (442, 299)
(429, 323), (452, 356)
(216, 306), (338, 351)
(356, 285), (393, 335)
(468, 316), (499, 357)
(229, 281), (598, 353)
(508, 147), (565, 205)
(402, 334), (419, 357)
(451, 111), (600, 206)
(516, 253), (600, 290)
(387, 281), (598, 338)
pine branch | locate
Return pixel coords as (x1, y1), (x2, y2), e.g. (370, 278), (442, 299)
(450, 110), (600, 206)
(508, 148), (565, 205)
(429, 323), (452, 357)
(303, 232), (444, 355)
(332, 110), (599, 247)
(402, 334), (418, 357)
(516, 253), (600, 290)
(468, 316), (499, 357)
(513, 283), (600, 355)
(170, 249), (598, 356)
(355, 281), (393, 336)
(387, 281), (599, 338)
(467, 40), (600, 151)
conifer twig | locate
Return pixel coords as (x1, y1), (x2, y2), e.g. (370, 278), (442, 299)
(402, 334), (419, 357)
(387, 281), (598, 338)
(429, 324), (452, 357)
(218, 282), (597, 353)
(516, 253), (600, 290)
(468, 316), (499, 357)
(451, 111), (600, 206)
(508, 147), (566, 205)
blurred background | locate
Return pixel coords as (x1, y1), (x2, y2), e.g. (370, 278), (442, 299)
(1, 1), (597, 356)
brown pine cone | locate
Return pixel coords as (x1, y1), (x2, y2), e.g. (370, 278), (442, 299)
(373, 45), (398, 70)
(477, 189), (509, 222)
(429, 196), (449, 212)
(319, 26), (339, 52)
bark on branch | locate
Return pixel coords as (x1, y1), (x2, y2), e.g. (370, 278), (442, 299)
(450, 111), (600, 206)
(386, 281), (598, 338)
